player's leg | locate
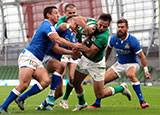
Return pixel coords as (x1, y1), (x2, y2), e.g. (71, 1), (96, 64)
(60, 62), (77, 109)
(126, 65), (149, 108)
(88, 64), (132, 109)
(0, 67), (34, 113)
(46, 59), (63, 106)
(37, 59), (64, 110)
(72, 69), (88, 111)
(16, 67), (50, 110)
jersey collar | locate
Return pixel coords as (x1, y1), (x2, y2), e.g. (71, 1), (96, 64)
(121, 33), (129, 44)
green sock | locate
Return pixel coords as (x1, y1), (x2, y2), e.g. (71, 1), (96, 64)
(63, 82), (73, 100)
(113, 86), (124, 94)
(77, 94), (85, 105)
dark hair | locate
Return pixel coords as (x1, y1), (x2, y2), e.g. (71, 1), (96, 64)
(117, 19), (128, 27)
(43, 6), (57, 19)
(64, 3), (76, 12)
(98, 13), (112, 23)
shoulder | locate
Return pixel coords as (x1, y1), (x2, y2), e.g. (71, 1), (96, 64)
(128, 34), (139, 42)
(59, 16), (67, 21)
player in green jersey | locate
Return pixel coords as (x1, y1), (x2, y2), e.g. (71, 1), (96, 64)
(71, 13), (132, 111)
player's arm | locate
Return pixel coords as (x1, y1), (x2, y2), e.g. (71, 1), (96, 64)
(105, 46), (112, 62)
(137, 51), (151, 79)
(51, 43), (74, 55)
(82, 43), (100, 57)
(49, 32), (85, 51)
(57, 23), (70, 32)
(72, 17), (94, 35)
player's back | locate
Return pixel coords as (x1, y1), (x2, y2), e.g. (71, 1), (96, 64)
(26, 20), (55, 61)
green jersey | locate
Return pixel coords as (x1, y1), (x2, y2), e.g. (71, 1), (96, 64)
(82, 28), (109, 62)
(56, 16), (67, 27)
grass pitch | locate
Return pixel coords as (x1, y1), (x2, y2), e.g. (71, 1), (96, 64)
(0, 84), (160, 115)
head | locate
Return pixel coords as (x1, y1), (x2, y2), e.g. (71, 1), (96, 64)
(97, 13), (112, 33)
(43, 6), (59, 24)
(64, 3), (77, 18)
(116, 19), (129, 39)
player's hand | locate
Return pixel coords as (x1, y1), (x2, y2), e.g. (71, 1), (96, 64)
(85, 26), (95, 36)
(145, 71), (151, 79)
(73, 43), (86, 51)
(72, 49), (82, 60)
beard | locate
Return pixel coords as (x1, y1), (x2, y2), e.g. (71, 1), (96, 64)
(116, 31), (127, 39)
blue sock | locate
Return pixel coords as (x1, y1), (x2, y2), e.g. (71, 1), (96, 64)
(95, 98), (101, 105)
(0, 88), (20, 109)
(50, 72), (61, 90)
(132, 82), (144, 102)
(20, 83), (43, 100)
(42, 100), (48, 107)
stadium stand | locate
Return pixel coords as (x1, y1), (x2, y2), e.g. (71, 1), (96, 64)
(0, 66), (18, 79)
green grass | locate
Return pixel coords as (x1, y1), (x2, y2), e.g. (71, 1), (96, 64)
(0, 85), (160, 115)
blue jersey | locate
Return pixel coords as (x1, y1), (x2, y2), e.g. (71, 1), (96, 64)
(25, 19), (57, 61)
(109, 33), (142, 64)
(47, 29), (78, 60)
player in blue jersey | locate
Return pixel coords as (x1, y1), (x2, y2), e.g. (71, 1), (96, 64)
(35, 19), (79, 110)
(88, 19), (151, 109)
(0, 6), (85, 114)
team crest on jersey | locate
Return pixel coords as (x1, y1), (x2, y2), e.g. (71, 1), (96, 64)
(91, 36), (96, 41)
(125, 43), (130, 49)
(50, 26), (56, 32)
(72, 37), (76, 43)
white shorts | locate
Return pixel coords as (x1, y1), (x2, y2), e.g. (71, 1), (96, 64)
(76, 56), (106, 81)
(61, 55), (78, 64)
(111, 61), (140, 78)
(18, 49), (44, 69)
(42, 55), (53, 71)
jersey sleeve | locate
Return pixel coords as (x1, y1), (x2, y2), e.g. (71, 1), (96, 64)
(46, 26), (57, 36)
(132, 37), (142, 54)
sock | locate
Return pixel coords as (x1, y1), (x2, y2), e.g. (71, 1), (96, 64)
(20, 83), (43, 100)
(95, 98), (101, 106)
(41, 72), (62, 107)
(63, 82), (73, 100)
(50, 72), (62, 93)
(132, 81), (144, 102)
(77, 92), (85, 105)
(113, 86), (124, 93)
(0, 88), (20, 109)
(42, 100), (48, 107)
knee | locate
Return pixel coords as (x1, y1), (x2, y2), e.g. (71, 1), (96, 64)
(56, 63), (65, 74)
(126, 73), (137, 81)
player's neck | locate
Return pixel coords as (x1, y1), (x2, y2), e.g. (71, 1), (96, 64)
(46, 19), (56, 26)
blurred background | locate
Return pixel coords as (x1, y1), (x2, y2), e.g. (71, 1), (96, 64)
(0, 0), (159, 85)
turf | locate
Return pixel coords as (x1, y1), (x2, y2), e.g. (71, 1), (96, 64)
(0, 85), (160, 115)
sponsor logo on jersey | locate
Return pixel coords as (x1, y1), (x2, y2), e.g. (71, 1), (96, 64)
(91, 36), (96, 41)
(50, 26), (56, 32)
